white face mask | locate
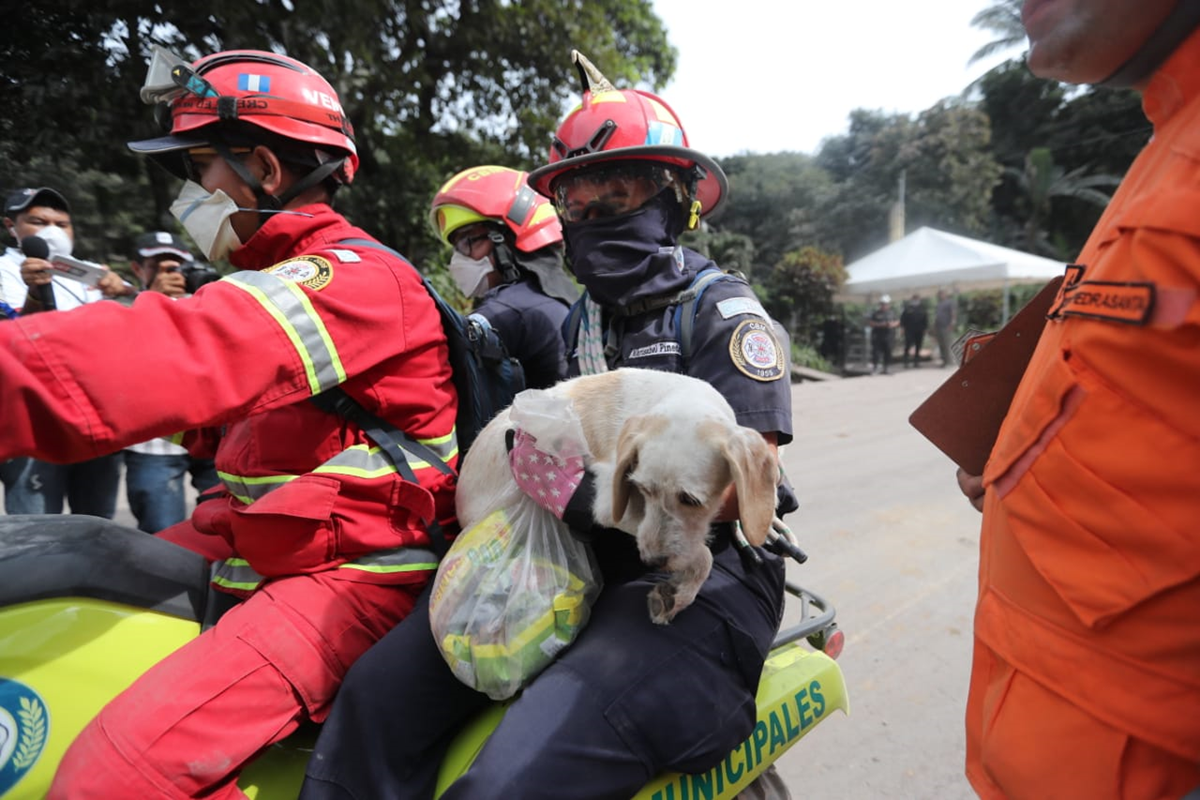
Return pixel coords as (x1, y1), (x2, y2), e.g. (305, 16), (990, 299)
(170, 181), (244, 262)
(448, 251), (495, 299)
(32, 224), (74, 259)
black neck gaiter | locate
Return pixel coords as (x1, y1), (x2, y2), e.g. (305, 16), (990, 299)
(563, 190), (691, 307)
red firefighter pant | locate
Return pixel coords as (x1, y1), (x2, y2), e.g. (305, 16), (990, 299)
(48, 566), (419, 799)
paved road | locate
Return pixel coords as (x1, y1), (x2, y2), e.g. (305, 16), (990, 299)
(774, 366), (982, 799)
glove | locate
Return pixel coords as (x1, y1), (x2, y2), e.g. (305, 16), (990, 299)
(507, 428), (596, 531)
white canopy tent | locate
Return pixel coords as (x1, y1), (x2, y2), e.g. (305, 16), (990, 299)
(841, 227), (1066, 321)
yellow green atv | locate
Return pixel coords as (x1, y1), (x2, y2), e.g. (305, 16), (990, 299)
(0, 515), (847, 799)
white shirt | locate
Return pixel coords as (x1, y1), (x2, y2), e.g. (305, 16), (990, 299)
(0, 246), (104, 312)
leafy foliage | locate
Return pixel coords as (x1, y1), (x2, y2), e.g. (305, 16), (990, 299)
(0, 0), (674, 271)
(760, 246), (846, 351)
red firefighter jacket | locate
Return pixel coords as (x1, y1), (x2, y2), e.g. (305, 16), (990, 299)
(968, 27), (1200, 797)
(0, 205), (458, 590)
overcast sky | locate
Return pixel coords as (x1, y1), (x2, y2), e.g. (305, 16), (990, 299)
(648, 1), (1022, 158)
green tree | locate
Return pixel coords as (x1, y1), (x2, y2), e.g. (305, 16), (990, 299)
(0, 1), (674, 269)
(968, 0), (1025, 65)
(813, 105), (1002, 262)
(760, 245), (846, 350)
(714, 152), (832, 279)
(1006, 147), (1119, 257)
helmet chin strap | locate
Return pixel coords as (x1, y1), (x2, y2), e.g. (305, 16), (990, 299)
(487, 230), (522, 284)
(1099, 0), (1200, 88)
(211, 138), (346, 232)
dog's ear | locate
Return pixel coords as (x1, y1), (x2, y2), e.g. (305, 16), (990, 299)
(722, 428), (778, 546)
(612, 415), (650, 522)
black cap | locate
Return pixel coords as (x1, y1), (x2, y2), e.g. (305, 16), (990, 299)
(133, 231), (193, 261)
(5, 187), (71, 218)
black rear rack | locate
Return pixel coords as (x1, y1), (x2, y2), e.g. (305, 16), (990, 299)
(773, 580), (837, 649)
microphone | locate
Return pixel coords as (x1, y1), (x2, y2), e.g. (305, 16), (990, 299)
(19, 235), (56, 311)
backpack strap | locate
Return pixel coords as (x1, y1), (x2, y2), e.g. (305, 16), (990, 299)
(308, 237), (457, 555)
(675, 268), (739, 365)
(564, 295), (586, 355)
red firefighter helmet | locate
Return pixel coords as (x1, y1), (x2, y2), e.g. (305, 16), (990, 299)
(129, 48), (358, 185)
(430, 166), (562, 253)
(528, 51), (727, 222)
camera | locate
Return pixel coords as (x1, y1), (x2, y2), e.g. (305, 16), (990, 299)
(169, 262), (222, 294)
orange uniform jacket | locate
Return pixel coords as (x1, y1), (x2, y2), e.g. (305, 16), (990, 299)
(969, 29), (1200, 799)
(0, 205), (458, 589)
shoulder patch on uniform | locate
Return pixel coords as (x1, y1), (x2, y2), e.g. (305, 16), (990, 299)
(716, 296), (768, 320)
(729, 318), (785, 381)
(264, 255), (334, 291)
(324, 248), (361, 264)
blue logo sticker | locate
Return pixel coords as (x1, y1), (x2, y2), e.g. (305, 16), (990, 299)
(0, 679), (49, 795)
(644, 121), (684, 147)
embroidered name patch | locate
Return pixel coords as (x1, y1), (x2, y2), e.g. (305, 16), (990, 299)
(716, 297), (768, 320)
(264, 255), (334, 291)
(1049, 276), (1155, 325)
(629, 341), (682, 360)
(729, 319), (784, 381)
(325, 248), (361, 264)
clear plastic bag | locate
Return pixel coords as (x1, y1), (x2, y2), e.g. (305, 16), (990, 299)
(429, 390), (602, 700)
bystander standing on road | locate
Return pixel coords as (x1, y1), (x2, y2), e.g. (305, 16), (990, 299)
(899, 293), (928, 368)
(933, 288), (956, 367)
(867, 294), (899, 374)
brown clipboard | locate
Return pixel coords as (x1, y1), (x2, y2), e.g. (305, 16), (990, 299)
(908, 275), (1063, 475)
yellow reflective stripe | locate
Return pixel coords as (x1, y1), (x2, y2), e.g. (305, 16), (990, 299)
(165, 432), (185, 445)
(210, 558), (264, 592)
(339, 561), (439, 575)
(218, 470), (298, 504)
(339, 546), (440, 574)
(225, 271), (346, 395)
(313, 444), (397, 480)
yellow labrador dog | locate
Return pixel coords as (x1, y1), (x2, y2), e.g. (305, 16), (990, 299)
(455, 368), (780, 624)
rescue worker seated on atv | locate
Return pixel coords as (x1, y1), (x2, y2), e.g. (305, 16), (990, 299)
(430, 165), (579, 390)
(300, 50), (798, 800)
(0, 47), (457, 798)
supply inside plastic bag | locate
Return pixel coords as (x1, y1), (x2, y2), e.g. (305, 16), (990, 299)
(429, 389), (602, 700)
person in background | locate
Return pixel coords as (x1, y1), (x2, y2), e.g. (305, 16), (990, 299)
(429, 165), (578, 389)
(956, 1), (1200, 797)
(301, 50), (796, 800)
(0, 47), (457, 797)
(867, 294), (899, 374)
(122, 231), (220, 533)
(0, 186), (131, 518)
(0, 187), (132, 313)
(899, 293), (928, 368)
(933, 288), (956, 367)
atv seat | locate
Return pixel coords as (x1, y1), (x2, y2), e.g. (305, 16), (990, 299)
(0, 515), (210, 622)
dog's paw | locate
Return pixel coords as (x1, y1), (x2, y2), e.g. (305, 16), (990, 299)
(647, 583), (677, 625)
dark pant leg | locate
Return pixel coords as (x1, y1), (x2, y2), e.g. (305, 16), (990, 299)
(125, 451), (190, 532)
(300, 586), (491, 800)
(3, 458), (66, 514)
(441, 547), (786, 800)
(189, 457), (220, 497)
(66, 453), (122, 518)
